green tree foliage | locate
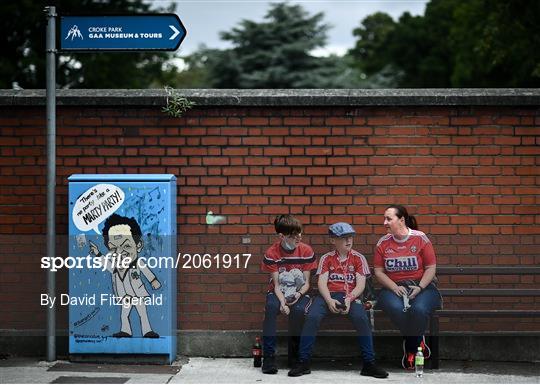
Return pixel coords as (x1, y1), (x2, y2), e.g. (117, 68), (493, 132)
(450, 0), (540, 87)
(172, 45), (214, 88)
(1, 0), (179, 89)
(349, 0), (540, 87)
(182, 3), (358, 88)
(350, 12), (396, 76)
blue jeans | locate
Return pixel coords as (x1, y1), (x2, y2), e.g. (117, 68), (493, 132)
(262, 292), (310, 356)
(377, 285), (441, 352)
(298, 293), (376, 363)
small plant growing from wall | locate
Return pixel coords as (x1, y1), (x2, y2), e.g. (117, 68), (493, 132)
(162, 86), (195, 117)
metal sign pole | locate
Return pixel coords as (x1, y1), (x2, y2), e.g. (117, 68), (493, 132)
(45, 5), (56, 362)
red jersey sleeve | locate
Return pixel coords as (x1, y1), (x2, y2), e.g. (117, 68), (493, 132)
(361, 254), (370, 276)
(352, 252), (370, 276)
(354, 257), (363, 276)
(261, 246), (279, 273)
(316, 253), (331, 275)
(373, 244), (384, 268)
(421, 240), (436, 266)
(302, 245), (317, 271)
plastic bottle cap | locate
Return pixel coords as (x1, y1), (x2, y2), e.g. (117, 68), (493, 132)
(418, 347), (422, 351)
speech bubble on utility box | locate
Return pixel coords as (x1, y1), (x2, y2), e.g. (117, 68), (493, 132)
(72, 184), (125, 233)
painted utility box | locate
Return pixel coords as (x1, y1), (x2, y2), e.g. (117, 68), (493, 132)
(67, 174), (177, 363)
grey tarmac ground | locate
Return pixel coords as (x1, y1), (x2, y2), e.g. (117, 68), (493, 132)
(0, 356), (539, 384)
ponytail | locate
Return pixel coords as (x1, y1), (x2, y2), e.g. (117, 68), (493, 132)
(406, 215), (418, 230)
(386, 204), (419, 230)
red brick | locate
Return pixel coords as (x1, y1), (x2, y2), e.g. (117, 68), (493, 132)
(139, 148), (166, 156)
(201, 137), (227, 146)
(280, 177), (309, 185)
(450, 116), (478, 125)
(0, 118), (21, 126)
(0, 158), (22, 166)
(78, 157), (105, 166)
(284, 196), (311, 205)
(306, 167), (333, 176)
(202, 157), (230, 166)
(369, 157), (396, 166)
(367, 117), (396, 125)
(494, 116), (520, 125)
(494, 136), (521, 145)
(139, 128), (165, 136)
(326, 137), (353, 145)
(515, 147), (540, 155)
(201, 177), (227, 185)
(284, 117), (310, 125)
(200, 117), (227, 126)
(450, 216), (478, 225)
(284, 137), (311, 146)
(116, 118), (145, 126)
(326, 117), (352, 125)
(304, 127), (331, 136)
(242, 176), (269, 185)
(159, 137), (185, 146)
(117, 137), (142, 146)
(120, 157), (146, 166)
(264, 167), (291, 176)
(326, 176), (353, 185)
(242, 137), (269, 145)
(305, 148), (332, 156)
(243, 117), (268, 126)
(219, 127), (246, 136)
(242, 196), (268, 205)
(286, 157), (312, 166)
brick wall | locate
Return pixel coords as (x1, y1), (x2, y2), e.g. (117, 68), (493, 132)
(0, 90), (539, 334)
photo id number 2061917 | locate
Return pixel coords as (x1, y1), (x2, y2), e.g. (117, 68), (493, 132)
(180, 253), (252, 269)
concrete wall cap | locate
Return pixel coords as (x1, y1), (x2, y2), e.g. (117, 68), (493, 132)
(0, 89), (539, 106)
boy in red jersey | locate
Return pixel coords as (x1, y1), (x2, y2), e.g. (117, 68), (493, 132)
(288, 222), (388, 378)
(374, 205), (442, 370)
(260, 215), (317, 374)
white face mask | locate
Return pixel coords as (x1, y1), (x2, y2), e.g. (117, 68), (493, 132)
(281, 238), (296, 251)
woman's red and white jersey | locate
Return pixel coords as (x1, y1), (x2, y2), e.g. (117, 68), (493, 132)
(374, 229), (436, 282)
(317, 249), (370, 293)
(261, 241), (317, 291)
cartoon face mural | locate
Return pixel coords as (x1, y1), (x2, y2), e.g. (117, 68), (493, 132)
(107, 224), (142, 268)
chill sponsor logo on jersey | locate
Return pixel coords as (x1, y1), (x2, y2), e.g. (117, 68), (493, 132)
(329, 272), (356, 282)
(384, 256), (419, 272)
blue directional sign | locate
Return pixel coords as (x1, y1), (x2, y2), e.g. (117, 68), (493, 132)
(60, 15), (186, 51)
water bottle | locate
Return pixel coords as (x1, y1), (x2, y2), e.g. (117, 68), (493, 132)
(415, 346), (424, 377)
(252, 336), (262, 367)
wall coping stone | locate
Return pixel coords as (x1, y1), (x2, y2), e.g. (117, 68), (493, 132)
(0, 89), (539, 107)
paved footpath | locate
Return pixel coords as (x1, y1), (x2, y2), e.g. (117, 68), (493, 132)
(1, 357), (539, 384)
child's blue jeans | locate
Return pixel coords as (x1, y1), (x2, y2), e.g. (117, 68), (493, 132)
(262, 292), (310, 356)
(298, 292), (376, 363)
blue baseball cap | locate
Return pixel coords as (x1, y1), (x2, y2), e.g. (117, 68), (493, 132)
(328, 222), (356, 238)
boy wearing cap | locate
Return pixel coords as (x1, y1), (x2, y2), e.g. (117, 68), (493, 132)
(288, 222), (388, 378)
(260, 215), (317, 374)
